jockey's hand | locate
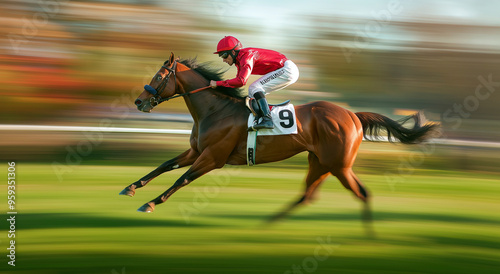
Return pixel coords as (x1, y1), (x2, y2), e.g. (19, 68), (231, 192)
(210, 80), (217, 89)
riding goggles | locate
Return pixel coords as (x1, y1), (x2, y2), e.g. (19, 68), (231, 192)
(219, 51), (229, 59)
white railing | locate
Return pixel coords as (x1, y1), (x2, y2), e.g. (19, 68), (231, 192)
(1, 124), (499, 148)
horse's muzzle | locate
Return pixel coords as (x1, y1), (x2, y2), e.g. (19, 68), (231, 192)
(134, 98), (151, 112)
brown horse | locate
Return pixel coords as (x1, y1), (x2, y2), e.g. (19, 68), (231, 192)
(121, 52), (439, 222)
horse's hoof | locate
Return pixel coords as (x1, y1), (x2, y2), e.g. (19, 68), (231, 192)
(119, 186), (135, 197)
(137, 202), (155, 213)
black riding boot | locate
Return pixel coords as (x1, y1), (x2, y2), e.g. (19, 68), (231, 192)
(251, 92), (274, 131)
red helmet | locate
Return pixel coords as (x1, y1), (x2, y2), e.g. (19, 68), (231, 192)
(213, 36), (242, 54)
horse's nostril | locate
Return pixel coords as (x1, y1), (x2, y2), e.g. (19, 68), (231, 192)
(135, 99), (142, 106)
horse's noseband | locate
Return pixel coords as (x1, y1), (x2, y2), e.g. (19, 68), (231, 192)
(144, 85), (158, 95)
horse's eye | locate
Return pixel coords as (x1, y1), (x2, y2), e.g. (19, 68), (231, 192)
(157, 75), (162, 81)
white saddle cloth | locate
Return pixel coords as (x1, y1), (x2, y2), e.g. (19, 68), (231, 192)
(247, 104), (298, 136)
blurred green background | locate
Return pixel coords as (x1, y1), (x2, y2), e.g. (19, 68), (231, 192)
(1, 0), (499, 273)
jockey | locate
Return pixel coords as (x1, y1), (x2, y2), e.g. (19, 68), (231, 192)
(210, 36), (299, 131)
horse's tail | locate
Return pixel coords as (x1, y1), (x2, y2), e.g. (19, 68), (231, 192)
(355, 112), (440, 144)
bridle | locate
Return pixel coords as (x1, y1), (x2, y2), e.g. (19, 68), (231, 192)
(143, 60), (210, 107)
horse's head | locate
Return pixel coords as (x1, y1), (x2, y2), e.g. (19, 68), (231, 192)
(135, 52), (178, 112)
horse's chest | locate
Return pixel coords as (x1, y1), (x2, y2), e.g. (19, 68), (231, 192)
(194, 122), (240, 154)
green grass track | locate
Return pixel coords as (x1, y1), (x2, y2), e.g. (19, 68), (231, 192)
(2, 164), (500, 273)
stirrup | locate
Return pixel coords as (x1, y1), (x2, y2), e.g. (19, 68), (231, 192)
(251, 116), (274, 131)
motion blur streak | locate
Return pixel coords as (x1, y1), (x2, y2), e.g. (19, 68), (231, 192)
(1, 1), (499, 273)
(1, 0), (499, 169)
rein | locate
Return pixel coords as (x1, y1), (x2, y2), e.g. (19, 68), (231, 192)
(144, 60), (211, 106)
(163, 85), (212, 101)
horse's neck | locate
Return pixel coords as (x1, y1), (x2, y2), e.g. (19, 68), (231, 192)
(183, 88), (237, 123)
(178, 73), (229, 123)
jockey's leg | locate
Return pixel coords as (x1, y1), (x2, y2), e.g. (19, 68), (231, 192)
(248, 60), (300, 131)
(252, 91), (274, 130)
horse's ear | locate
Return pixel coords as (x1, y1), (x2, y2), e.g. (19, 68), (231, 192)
(169, 52), (175, 64)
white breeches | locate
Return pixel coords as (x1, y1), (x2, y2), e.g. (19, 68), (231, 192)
(248, 60), (299, 97)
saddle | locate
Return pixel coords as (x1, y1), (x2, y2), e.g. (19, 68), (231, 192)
(245, 97), (290, 116)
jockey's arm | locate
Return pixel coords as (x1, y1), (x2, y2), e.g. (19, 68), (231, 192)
(215, 55), (254, 88)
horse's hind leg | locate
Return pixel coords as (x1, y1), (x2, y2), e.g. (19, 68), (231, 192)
(268, 152), (330, 223)
(332, 168), (374, 236)
(119, 149), (199, 197)
(332, 168), (369, 202)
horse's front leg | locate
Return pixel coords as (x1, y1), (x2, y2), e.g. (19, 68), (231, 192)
(119, 149), (199, 197)
(137, 148), (226, 213)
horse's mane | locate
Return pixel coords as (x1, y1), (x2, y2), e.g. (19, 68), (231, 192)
(168, 58), (245, 100)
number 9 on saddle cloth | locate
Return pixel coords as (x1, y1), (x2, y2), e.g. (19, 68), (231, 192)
(245, 97), (297, 136)
(245, 98), (298, 166)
